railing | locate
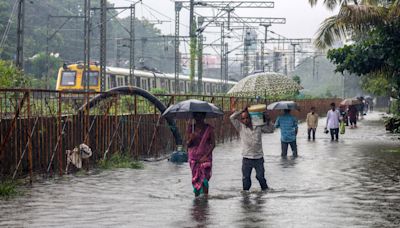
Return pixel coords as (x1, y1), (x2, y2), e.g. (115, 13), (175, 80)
(0, 89), (340, 180)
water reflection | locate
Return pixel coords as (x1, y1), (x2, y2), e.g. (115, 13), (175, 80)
(279, 156), (298, 168)
(190, 197), (210, 227)
(238, 192), (266, 226)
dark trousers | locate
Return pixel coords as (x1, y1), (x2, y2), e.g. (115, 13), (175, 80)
(242, 157), (268, 191)
(307, 128), (316, 140)
(330, 128), (339, 140)
(281, 141), (297, 157)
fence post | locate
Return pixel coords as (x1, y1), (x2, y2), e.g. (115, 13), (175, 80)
(58, 92), (63, 176)
(27, 91), (33, 183)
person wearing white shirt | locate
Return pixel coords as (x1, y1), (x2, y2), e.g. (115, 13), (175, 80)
(325, 102), (340, 141)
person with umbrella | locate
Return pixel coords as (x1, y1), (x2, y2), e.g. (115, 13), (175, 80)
(186, 112), (216, 197)
(229, 106), (273, 191)
(163, 99), (222, 197)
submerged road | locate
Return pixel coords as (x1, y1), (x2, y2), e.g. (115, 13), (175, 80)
(1, 112), (400, 227)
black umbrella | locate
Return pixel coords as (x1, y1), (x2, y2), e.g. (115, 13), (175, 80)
(162, 99), (224, 119)
(267, 101), (299, 110)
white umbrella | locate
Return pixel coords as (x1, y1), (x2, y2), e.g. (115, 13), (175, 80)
(227, 72), (303, 97)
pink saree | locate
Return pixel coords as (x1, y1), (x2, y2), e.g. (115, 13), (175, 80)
(187, 125), (214, 192)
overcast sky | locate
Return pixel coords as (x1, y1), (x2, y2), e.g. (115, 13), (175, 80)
(108, 0), (338, 38)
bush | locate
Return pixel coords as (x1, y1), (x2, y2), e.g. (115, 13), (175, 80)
(98, 153), (144, 169)
(0, 180), (18, 199)
(384, 116), (400, 133)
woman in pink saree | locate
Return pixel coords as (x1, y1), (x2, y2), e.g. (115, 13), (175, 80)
(186, 112), (216, 197)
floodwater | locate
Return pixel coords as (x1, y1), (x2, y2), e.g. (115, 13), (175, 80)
(1, 112), (400, 227)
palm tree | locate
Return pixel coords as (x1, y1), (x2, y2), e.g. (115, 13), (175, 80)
(309, 0), (400, 49)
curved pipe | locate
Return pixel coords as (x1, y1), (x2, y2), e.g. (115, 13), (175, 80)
(79, 86), (182, 145)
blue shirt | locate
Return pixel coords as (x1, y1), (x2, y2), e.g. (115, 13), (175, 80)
(274, 113), (298, 142)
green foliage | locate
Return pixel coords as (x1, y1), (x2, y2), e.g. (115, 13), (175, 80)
(327, 19), (400, 100)
(292, 75), (301, 85)
(97, 153), (143, 169)
(384, 115), (400, 133)
(0, 60), (31, 88)
(150, 87), (168, 95)
(0, 180), (18, 199)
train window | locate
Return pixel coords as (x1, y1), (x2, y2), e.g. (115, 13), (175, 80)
(81, 71), (99, 86)
(60, 71), (76, 86)
(141, 79), (147, 90)
(116, 76), (124, 87)
(160, 79), (165, 88)
(179, 82), (184, 93)
(206, 84), (210, 93)
(171, 81), (175, 93)
(151, 79), (155, 88)
(136, 77), (141, 87)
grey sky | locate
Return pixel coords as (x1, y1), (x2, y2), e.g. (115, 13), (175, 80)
(108, 0), (338, 39)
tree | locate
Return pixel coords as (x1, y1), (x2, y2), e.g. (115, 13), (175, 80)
(292, 75), (301, 85)
(309, 0), (399, 49)
(0, 60), (31, 88)
(327, 19), (400, 102)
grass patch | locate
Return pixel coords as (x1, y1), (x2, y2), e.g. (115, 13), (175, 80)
(98, 153), (144, 170)
(381, 148), (400, 153)
(0, 180), (19, 199)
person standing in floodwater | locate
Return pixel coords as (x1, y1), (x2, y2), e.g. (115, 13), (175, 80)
(275, 109), (299, 157)
(230, 107), (273, 191)
(186, 112), (216, 197)
(325, 102), (340, 141)
(306, 107), (319, 140)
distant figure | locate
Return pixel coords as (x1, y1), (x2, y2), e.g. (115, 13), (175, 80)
(186, 112), (216, 197)
(275, 109), (298, 157)
(325, 102), (340, 141)
(230, 107), (274, 191)
(339, 105), (349, 126)
(348, 105), (358, 128)
(306, 107), (319, 140)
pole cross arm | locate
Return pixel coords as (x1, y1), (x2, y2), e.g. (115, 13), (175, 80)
(176, 1), (274, 9)
(265, 38), (312, 43)
(201, 17), (286, 25)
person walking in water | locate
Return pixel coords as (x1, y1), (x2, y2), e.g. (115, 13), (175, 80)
(348, 105), (358, 129)
(230, 107), (273, 191)
(186, 112), (216, 197)
(275, 109), (299, 157)
(325, 102), (340, 141)
(306, 107), (319, 140)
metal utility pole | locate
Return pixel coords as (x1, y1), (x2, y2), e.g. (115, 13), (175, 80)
(175, 2), (182, 93)
(129, 3), (136, 86)
(83, 0), (91, 92)
(220, 22), (225, 88)
(197, 17), (204, 94)
(16, 0), (25, 70)
(260, 23), (271, 72)
(290, 43), (299, 71)
(224, 42), (228, 91)
(100, 0), (107, 91)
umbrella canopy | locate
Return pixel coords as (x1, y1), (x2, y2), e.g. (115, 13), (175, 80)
(227, 72), (303, 97)
(162, 99), (224, 119)
(340, 98), (362, 106)
(267, 101), (299, 110)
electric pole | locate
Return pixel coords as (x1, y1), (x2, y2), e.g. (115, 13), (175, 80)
(83, 0), (91, 92)
(16, 0), (25, 70)
(100, 0), (107, 91)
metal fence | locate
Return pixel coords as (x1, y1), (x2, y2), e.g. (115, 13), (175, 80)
(0, 89), (340, 180)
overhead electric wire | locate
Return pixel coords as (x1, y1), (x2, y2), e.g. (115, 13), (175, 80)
(0, 0), (19, 51)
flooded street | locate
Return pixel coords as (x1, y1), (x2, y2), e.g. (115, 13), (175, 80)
(1, 112), (400, 227)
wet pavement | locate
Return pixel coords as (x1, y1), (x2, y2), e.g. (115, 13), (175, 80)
(1, 112), (400, 227)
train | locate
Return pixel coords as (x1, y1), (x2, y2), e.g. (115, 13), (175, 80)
(55, 63), (237, 95)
